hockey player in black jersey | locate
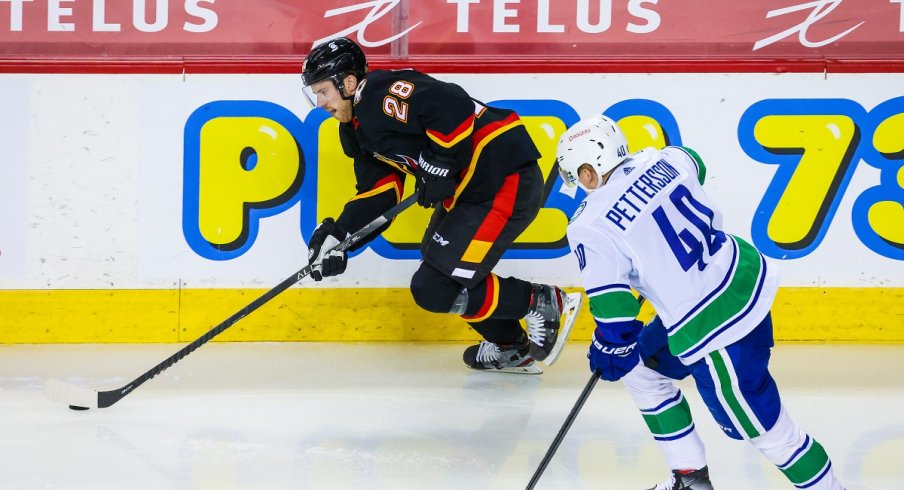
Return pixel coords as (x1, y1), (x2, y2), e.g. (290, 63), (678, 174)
(301, 37), (581, 373)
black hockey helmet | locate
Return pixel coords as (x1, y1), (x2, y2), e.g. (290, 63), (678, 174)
(302, 38), (367, 98)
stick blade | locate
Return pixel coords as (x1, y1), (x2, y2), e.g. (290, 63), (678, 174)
(43, 379), (100, 409)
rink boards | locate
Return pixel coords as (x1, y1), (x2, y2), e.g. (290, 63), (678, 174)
(0, 72), (902, 343)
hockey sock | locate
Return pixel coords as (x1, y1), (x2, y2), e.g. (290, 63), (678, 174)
(460, 273), (532, 321)
(622, 365), (707, 471)
(465, 318), (526, 345)
(750, 407), (844, 489)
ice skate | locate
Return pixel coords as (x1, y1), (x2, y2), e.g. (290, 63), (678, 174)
(463, 334), (542, 374)
(524, 284), (582, 366)
(647, 466), (714, 490)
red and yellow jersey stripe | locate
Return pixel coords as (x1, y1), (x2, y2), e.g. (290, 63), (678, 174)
(459, 171), (520, 264)
(349, 173), (403, 203)
(446, 112), (524, 210)
(462, 273), (501, 322)
(426, 114), (475, 149)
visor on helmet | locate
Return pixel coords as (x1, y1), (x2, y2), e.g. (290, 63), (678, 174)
(301, 84), (317, 108)
(557, 161), (578, 188)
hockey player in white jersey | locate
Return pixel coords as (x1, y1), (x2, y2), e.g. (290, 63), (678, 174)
(557, 116), (844, 490)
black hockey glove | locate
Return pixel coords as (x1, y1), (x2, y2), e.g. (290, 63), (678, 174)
(415, 152), (458, 208)
(307, 218), (349, 281)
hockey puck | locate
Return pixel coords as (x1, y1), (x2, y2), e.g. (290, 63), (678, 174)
(69, 405), (89, 411)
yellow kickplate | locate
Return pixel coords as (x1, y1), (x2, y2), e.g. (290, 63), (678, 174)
(0, 287), (900, 343)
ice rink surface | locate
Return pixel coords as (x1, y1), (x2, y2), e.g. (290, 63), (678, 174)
(1, 341), (902, 490)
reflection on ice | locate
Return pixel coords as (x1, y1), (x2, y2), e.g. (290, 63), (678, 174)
(0, 342), (901, 489)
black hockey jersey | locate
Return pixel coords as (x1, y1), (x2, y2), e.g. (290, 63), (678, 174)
(334, 69), (541, 238)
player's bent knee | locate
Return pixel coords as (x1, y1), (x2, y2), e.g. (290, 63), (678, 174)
(410, 264), (462, 313)
(750, 406), (800, 453)
(621, 364), (679, 397)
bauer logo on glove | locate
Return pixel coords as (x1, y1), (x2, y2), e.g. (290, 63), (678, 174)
(589, 326), (641, 382)
(592, 339), (636, 357)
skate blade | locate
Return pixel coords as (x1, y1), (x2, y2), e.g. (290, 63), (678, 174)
(497, 362), (543, 375)
(467, 361), (543, 375)
(542, 292), (583, 366)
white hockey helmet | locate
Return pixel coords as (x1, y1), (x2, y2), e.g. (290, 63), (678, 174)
(555, 115), (629, 192)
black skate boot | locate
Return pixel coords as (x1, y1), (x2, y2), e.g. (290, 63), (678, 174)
(463, 333), (541, 374)
(647, 467), (714, 490)
(524, 284), (581, 365)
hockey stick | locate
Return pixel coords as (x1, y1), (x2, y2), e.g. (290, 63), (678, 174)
(44, 194), (418, 410)
(526, 369), (600, 490)
(526, 295), (647, 489)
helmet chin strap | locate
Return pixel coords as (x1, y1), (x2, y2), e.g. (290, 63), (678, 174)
(334, 73), (361, 101)
(593, 176), (606, 190)
(578, 166), (606, 193)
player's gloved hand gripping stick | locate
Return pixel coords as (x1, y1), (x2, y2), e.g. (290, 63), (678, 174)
(44, 194), (418, 410)
(588, 326), (641, 381)
(307, 217), (349, 281)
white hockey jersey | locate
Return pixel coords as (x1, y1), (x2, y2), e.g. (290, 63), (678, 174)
(566, 146), (780, 364)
